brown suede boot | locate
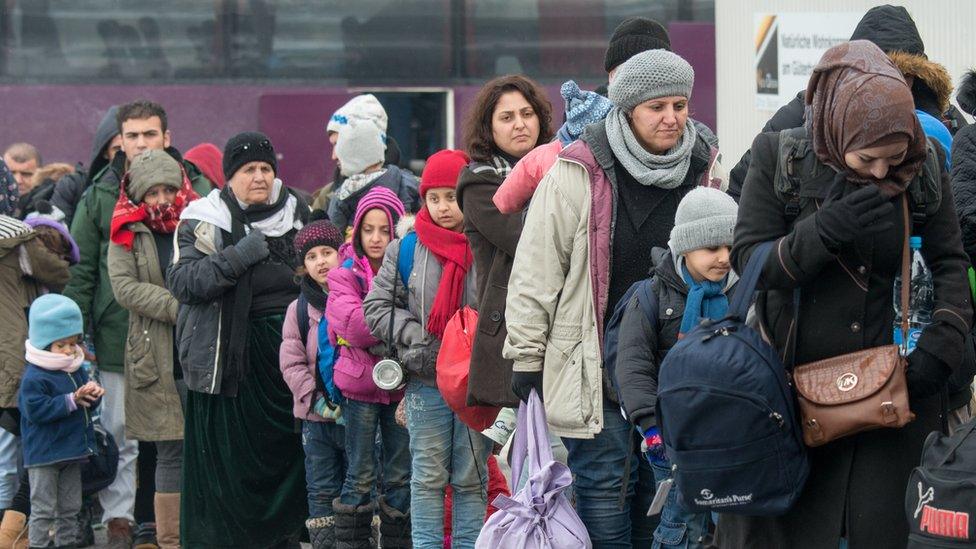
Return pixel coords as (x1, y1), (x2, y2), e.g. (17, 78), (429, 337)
(154, 493), (180, 549)
(0, 510), (27, 549)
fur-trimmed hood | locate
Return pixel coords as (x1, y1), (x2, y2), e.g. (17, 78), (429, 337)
(888, 50), (953, 114)
(395, 213), (415, 238)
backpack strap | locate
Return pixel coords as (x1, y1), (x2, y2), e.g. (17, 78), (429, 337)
(908, 137), (943, 228)
(297, 293), (310, 348)
(636, 278), (659, 332)
(729, 241), (775, 319)
(397, 232), (418, 288)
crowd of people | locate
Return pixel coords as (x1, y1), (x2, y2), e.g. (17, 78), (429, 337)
(0, 4), (974, 549)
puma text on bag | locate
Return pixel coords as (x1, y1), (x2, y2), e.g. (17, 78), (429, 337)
(906, 418), (976, 548)
(656, 241), (809, 515)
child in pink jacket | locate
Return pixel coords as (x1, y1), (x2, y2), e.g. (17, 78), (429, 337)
(326, 186), (412, 548)
(278, 219), (345, 549)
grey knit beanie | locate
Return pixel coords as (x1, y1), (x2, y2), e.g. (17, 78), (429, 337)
(336, 119), (387, 177)
(608, 49), (694, 112)
(669, 187), (737, 257)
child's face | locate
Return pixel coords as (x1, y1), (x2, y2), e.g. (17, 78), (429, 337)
(304, 245), (339, 287)
(359, 208), (392, 262)
(683, 246), (731, 283)
(142, 184), (178, 206)
(424, 187), (463, 232)
(49, 335), (80, 357)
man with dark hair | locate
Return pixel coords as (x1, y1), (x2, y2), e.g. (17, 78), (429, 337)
(63, 99), (211, 548)
(3, 143), (41, 196)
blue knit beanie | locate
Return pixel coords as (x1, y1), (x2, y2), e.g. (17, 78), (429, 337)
(28, 294), (83, 350)
(558, 80), (614, 144)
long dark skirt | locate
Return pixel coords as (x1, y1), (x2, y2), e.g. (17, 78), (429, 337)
(181, 315), (307, 548)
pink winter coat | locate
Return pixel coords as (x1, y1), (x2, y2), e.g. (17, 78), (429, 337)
(326, 255), (405, 404)
(280, 298), (331, 422)
(492, 140), (563, 214)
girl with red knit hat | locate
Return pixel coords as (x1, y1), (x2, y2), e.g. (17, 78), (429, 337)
(364, 150), (491, 549)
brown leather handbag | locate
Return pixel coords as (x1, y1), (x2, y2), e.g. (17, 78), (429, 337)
(792, 196), (916, 447)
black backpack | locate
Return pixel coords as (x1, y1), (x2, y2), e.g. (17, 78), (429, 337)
(905, 418), (976, 547)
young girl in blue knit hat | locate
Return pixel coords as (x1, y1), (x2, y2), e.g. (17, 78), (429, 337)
(19, 293), (104, 549)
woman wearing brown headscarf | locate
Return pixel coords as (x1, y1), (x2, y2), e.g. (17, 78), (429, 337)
(724, 40), (971, 549)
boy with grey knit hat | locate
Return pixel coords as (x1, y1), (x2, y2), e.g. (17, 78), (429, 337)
(612, 186), (738, 549)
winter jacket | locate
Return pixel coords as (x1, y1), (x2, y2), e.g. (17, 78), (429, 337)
(0, 229), (71, 409)
(614, 248), (736, 433)
(503, 122), (720, 439)
(327, 165), (420, 233)
(362, 219), (478, 388)
(51, 107), (120, 227)
(492, 140), (563, 214)
(719, 130), (971, 549)
(63, 149), (212, 374)
(19, 364), (97, 468)
(952, 125), (976, 267)
(457, 163), (522, 407)
(326, 255), (403, 404)
(728, 92), (805, 202)
(107, 224), (183, 441)
(279, 298), (334, 422)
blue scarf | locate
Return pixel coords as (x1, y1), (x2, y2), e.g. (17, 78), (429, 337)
(679, 264), (729, 336)
(316, 313), (343, 404)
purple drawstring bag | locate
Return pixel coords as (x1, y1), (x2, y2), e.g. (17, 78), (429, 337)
(476, 389), (592, 548)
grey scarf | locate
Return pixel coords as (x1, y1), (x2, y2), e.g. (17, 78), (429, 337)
(604, 107), (698, 189)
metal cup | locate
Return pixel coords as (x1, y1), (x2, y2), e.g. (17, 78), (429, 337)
(373, 358), (406, 391)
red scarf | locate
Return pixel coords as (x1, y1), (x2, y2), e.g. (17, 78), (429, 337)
(110, 171), (199, 251)
(414, 207), (473, 338)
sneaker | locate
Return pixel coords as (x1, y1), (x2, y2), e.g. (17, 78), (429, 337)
(132, 522), (158, 549)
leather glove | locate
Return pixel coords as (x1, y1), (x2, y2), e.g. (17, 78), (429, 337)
(815, 173), (894, 250)
(235, 229), (270, 266)
(906, 348), (952, 399)
(511, 370), (544, 403)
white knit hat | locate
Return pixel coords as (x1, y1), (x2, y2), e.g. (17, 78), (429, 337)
(326, 94), (388, 135)
(336, 119), (386, 177)
(668, 187), (737, 256)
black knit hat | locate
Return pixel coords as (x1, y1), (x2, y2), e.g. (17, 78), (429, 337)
(604, 17), (672, 73)
(222, 131), (278, 181)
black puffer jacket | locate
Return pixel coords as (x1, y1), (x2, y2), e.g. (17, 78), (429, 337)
(952, 125), (976, 266)
(614, 248), (736, 433)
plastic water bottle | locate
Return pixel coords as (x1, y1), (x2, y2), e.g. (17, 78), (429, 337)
(893, 236), (933, 355)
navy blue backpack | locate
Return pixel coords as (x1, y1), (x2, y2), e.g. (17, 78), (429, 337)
(655, 241), (808, 516)
(603, 277), (657, 411)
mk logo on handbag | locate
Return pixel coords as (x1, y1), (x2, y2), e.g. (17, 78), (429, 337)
(836, 372), (858, 392)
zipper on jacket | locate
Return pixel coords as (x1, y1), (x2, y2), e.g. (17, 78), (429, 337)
(211, 301), (222, 394)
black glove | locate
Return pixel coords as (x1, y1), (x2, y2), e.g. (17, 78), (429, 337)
(906, 348), (952, 399)
(815, 173), (894, 249)
(235, 229), (269, 266)
(511, 371), (544, 403)
(367, 342), (388, 357)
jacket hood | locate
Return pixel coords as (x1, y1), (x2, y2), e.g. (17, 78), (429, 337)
(958, 70), (976, 117)
(88, 106), (120, 183)
(888, 50), (953, 114)
(396, 214), (415, 238)
(23, 217), (80, 265)
(850, 5), (924, 57)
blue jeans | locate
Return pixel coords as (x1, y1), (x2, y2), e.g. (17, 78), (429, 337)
(650, 461), (711, 548)
(0, 430), (19, 509)
(302, 420), (347, 518)
(340, 399), (411, 513)
(405, 381), (491, 549)
(561, 403), (657, 548)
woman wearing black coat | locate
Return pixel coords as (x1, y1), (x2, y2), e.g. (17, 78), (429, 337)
(724, 41), (971, 549)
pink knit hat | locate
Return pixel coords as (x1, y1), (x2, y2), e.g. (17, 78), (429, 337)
(352, 186), (406, 239)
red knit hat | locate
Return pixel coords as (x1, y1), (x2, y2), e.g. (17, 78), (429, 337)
(420, 149), (470, 197)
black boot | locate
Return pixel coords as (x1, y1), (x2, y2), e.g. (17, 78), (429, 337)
(377, 496), (412, 549)
(306, 515), (336, 549)
(333, 499), (376, 549)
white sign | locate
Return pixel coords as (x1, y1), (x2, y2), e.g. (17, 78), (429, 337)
(754, 12), (864, 111)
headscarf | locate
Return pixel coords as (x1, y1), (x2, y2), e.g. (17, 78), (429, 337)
(805, 40), (926, 196)
(109, 164), (199, 250)
(184, 143), (225, 189)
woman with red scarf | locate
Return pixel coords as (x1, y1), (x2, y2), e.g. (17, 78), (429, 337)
(106, 149), (199, 549)
(364, 149), (491, 548)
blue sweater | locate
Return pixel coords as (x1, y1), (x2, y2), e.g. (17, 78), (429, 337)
(18, 364), (97, 468)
